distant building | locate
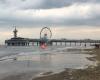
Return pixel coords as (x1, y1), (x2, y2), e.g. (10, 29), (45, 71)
(5, 27), (29, 46)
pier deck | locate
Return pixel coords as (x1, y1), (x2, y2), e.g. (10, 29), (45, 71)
(28, 39), (100, 47)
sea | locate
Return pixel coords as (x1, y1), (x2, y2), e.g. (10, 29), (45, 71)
(0, 43), (96, 79)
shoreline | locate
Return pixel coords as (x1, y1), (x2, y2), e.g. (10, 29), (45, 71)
(0, 48), (99, 80)
(32, 48), (100, 80)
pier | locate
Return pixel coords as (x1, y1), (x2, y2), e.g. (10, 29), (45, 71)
(28, 39), (100, 46)
(5, 27), (100, 48)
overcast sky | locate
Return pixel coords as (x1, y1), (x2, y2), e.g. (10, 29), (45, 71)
(0, 0), (100, 44)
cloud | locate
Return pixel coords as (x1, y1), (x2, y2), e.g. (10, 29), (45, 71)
(0, 1), (100, 27)
(0, 0), (100, 43)
(0, 3), (100, 27)
(0, 0), (100, 9)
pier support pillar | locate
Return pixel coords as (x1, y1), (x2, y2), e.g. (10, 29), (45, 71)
(80, 42), (81, 46)
(70, 42), (71, 46)
(65, 42), (67, 46)
(75, 42), (76, 46)
(84, 43), (86, 47)
(37, 42), (39, 46)
(60, 42), (62, 46)
(56, 42), (57, 46)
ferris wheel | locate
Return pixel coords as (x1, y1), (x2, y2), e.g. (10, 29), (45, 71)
(40, 27), (52, 40)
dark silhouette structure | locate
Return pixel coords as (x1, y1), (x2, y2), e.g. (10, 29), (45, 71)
(13, 27), (18, 38)
(5, 27), (29, 46)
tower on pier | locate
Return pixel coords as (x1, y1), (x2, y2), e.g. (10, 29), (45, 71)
(13, 27), (18, 38)
(5, 27), (29, 46)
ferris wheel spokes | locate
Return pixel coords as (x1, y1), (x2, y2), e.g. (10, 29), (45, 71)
(40, 27), (52, 47)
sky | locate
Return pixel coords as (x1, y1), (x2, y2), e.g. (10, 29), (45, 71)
(0, 0), (100, 44)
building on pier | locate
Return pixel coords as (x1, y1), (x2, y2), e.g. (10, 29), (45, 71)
(5, 27), (29, 46)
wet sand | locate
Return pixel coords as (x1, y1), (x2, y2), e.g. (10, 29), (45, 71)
(0, 48), (99, 80)
(0, 71), (40, 80)
(32, 49), (100, 80)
